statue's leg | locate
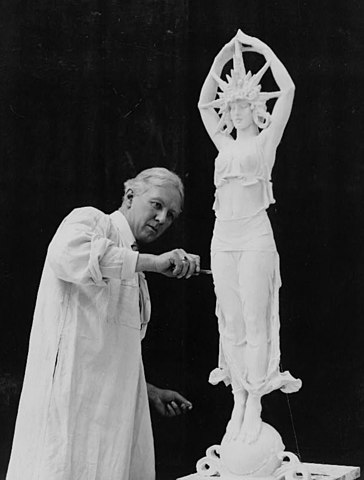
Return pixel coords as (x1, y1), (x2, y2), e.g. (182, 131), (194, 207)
(239, 393), (263, 443)
(226, 386), (247, 441)
(237, 251), (276, 443)
(211, 251), (247, 440)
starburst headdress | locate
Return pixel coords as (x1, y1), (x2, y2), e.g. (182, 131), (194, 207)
(200, 39), (281, 133)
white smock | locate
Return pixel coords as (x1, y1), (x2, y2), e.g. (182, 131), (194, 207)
(6, 207), (155, 480)
(209, 135), (301, 396)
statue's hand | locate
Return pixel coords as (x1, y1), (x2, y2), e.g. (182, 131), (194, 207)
(236, 29), (267, 53)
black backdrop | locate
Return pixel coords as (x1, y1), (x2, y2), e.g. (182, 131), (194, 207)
(1, 1), (364, 478)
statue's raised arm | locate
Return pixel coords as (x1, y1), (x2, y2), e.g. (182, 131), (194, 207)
(236, 30), (295, 151)
(198, 35), (237, 150)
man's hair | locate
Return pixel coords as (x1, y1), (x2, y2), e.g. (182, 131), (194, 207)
(122, 167), (184, 210)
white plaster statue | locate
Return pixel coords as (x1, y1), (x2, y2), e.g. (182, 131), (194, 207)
(198, 29), (302, 452)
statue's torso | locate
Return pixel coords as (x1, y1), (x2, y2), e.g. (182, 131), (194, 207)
(213, 136), (274, 220)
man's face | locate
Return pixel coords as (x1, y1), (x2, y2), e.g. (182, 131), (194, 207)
(126, 184), (181, 244)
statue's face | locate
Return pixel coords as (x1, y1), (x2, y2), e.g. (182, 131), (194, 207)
(229, 100), (253, 130)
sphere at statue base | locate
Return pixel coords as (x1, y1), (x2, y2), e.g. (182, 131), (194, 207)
(220, 422), (285, 477)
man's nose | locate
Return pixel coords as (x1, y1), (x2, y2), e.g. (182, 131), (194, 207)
(155, 209), (167, 224)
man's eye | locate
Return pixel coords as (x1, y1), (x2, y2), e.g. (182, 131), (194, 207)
(152, 201), (162, 209)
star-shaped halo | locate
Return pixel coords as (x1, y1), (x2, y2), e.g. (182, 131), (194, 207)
(200, 39), (281, 133)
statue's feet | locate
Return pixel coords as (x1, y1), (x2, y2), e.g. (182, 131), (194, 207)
(225, 394), (246, 441)
(237, 394), (262, 444)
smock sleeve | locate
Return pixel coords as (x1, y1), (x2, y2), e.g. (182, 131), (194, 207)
(47, 207), (138, 286)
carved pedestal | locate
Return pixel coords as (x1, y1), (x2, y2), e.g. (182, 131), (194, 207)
(177, 462), (360, 480)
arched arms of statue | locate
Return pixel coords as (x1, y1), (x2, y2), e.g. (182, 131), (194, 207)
(198, 30), (295, 157)
(197, 36), (237, 151)
(236, 30), (295, 150)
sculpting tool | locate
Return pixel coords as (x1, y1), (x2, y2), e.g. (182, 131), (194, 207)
(199, 269), (212, 275)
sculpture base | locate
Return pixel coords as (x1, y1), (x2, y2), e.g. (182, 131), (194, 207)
(177, 462), (360, 480)
(178, 473), (275, 480)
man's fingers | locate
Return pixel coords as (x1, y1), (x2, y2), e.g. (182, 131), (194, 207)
(171, 249), (189, 278)
(172, 392), (193, 410)
(182, 254), (196, 279)
(171, 251), (185, 277)
(166, 403), (175, 416)
(187, 254), (201, 278)
(177, 256), (190, 279)
(177, 251), (201, 279)
(196, 255), (201, 272)
(162, 390), (193, 416)
(164, 250), (201, 279)
(169, 401), (182, 416)
(171, 260), (182, 276)
(166, 403), (174, 417)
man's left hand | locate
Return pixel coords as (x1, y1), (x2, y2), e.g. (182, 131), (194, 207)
(147, 383), (193, 417)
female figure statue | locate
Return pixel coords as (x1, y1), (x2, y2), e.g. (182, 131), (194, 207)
(198, 30), (302, 445)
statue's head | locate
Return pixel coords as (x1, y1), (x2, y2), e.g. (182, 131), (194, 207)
(222, 67), (272, 132)
(201, 39), (281, 134)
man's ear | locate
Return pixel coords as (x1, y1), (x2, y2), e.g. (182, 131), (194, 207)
(125, 188), (134, 207)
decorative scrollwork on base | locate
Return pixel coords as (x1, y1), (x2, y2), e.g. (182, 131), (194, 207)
(274, 452), (311, 480)
(196, 445), (222, 477)
(195, 446), (311, 480)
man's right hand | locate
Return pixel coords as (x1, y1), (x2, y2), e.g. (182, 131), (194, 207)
(155, 249), (200, 279)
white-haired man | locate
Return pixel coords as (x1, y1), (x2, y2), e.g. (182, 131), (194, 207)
(7, 167), (200, 480)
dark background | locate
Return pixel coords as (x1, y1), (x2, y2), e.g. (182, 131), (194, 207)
(0, 0), (364, 478)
